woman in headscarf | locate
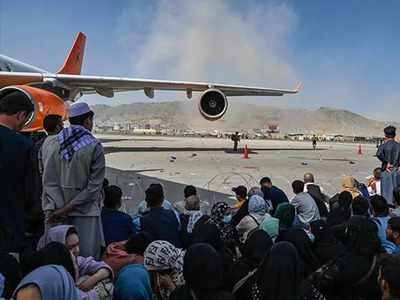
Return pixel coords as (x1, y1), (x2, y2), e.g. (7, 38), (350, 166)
(170, 243), (235, 300)
(102, 231), (154, 276)
(277, 228), (321, 278)
(204, 202), (239, 248)
(259, 217), (280, 241)
(327, 191), (352, 227)
(310, 219), (345, 265)
(311, 216), (382, 300)
(37, 225), (113, 296)
(192, 223), (235, 290)
(274, 202), (295, 232)
(143, 240), (185, 300)
(230, 230), (273, 300)
(113, 264), (152, 300)
(236, 195), (269, 243)
(329, 177), (361, 210)
(22, 242), (101, 300)
(14, 265), (79, 300)
(252, 242), (325, 300)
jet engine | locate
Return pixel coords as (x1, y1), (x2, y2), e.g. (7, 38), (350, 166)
(0, 85), (68, 131)
(198, 88), (228, 121)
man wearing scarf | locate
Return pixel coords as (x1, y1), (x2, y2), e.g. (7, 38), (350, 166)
(41, 102), (105, 259)
(377, 126), (400, 204)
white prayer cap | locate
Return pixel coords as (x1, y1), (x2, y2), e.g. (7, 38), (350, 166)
(68, 102), (92, 118)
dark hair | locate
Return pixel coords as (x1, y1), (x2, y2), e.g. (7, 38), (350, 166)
(352, 196), (370, 216)
(69, 111), (94, 126)
(292, 180), (304, 194)
(258, 242), (300, 300)
(184, 185), (197, 198)
(393, 186), (400, 206)
(103, 178), (109, 188)
(124, 232), (154, 255)
(145, 183), (164, 207)
(380, 254), (400, 297)
(260, 177), (271, 185)
(384, 125), (396, 138)
(104, 185), (122, 209)
(23, 242), (75, 280)
(388, 217), (400, 232)
(338, 191), (353, 209)
(0, 90), (34, 116)
(370, 195), (389, 216)
(345, 216), (380, 256)
(66, 227), (78, 239)
(43, 114), (62, 132)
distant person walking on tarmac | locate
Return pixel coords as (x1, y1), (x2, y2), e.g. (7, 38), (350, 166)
(41, 102), (105, 259)
(377, 125), (400, 204)
(231, 132), (240, 152)
(312, 135), (317, 150)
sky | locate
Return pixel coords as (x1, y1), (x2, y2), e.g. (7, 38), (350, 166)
(0, 0), (399, 121)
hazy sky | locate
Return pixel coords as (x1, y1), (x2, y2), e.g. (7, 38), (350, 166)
(0, 0), (399, 121)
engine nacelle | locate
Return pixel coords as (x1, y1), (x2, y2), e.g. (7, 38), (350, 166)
(0, 85), (68, 131)
(198, 88), (228, 121)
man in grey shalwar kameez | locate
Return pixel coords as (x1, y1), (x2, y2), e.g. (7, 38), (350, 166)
(376, 125), (400, 204)
(40, 102), (105, 259)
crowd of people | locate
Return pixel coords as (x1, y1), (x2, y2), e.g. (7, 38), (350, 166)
(1, 90), (400, 300)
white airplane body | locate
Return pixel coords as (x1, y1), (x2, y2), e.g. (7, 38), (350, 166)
(0, 32), (301, 131)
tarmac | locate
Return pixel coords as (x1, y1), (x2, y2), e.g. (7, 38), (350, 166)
(100, 134), (380, 216)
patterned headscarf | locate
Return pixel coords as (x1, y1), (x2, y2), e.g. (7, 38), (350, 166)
(211, 202), (229, 221)
(207, 202), (237, 243)
(144, 241), (185, 300)
(248, 187), (264, 198)
(57, 125), (97, 161)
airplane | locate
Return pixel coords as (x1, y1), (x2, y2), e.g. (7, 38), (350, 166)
(0, 32), (302, 131)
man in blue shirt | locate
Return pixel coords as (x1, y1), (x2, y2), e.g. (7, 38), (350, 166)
(140, 183), (181, 247)
(101, 185), (136, 246)
(260, 176), (289, 215)
(0, 90), (34, 253)
(371, 195), (396, 253)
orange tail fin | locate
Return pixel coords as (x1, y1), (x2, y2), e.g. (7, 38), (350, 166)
(57, 32), (86, 75)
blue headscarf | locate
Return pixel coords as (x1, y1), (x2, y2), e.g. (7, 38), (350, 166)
(249, 195), (266, 216)
(114, 264), (152, 300)
(14, 265), (78, 300)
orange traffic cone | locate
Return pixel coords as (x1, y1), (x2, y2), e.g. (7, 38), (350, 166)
(358, 144), (362, 155)
(244, 145), (249, 159)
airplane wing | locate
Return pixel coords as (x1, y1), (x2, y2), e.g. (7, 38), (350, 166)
(0, 72), (301, 98)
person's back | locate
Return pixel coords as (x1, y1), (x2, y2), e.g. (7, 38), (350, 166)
(291, 181), (320, 225)
(306, 183), (329, 218)
(371, 195), (396, 253)
(140, 184), (181, 247)
(0, 90), (34, 252)
(101, 185), (136, 246)
(41, 134), (103, 217)
(141, 207), (181, 247)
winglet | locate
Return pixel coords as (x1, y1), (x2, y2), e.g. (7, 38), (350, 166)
(295, 82), (303, 93)
(57, 32), (86, 75)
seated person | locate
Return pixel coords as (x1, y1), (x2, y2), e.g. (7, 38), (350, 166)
(37, 225), (113, 290)
(102, 231), (154, 276)
(173, 185), (210, 214)
(140, 184), (182, 247)
(101, 185), (137, 246)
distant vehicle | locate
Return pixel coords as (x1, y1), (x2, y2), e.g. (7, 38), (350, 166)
(0, 32), (301, 131)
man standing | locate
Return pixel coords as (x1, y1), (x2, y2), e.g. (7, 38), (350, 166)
(291, 180), (320, 228)
(0, 90), (34, 254)
(231, 132), (240, 152)
(41, 102), (105, 259)
(377, 126), (400, 204)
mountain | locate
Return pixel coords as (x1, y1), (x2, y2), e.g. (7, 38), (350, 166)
(91, 101), (395, 137)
